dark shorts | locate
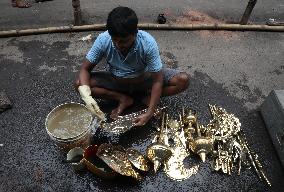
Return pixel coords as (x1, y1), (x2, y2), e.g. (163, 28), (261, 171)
(91, 68), (181, 95)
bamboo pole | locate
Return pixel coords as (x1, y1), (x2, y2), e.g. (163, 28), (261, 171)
(0, 23), (284, 38)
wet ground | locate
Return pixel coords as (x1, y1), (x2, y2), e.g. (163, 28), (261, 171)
(0, 31), (283, 191)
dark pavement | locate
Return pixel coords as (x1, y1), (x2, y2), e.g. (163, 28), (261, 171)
(0, 0), (284, 192)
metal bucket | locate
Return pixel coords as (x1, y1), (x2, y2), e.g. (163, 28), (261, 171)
(45, 103), (97, 152)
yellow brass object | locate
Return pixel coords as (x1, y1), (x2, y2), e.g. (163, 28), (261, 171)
(146, 143), (172, 173)
(180, 108), (214, 162)
(101, 107), (166, 134)
(212, 150), (233, 175)
(191, 136), (214, 162)
(96, 143), (142, 180)
(237, 131), (271, 186)
(126, 148), (151, 172)
(182, 108), (198, 134)
(146, 112), (173, 172)
(207, 104), (241, 141)
(164, 132), (199, 181)
(167, 118), (181, 132)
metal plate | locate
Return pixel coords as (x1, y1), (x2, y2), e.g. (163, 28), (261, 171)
(96, 144), (142, 180)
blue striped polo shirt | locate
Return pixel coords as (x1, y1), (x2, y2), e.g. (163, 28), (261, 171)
(86, 30), (162, 78)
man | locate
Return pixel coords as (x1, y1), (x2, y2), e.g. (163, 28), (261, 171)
(76, 7), (189, 126)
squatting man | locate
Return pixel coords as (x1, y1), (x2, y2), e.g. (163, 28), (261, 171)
(76, 7), (189, 126)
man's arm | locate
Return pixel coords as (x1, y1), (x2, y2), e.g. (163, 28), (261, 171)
(79, 59), (95, 86)
(147, 71), (163, 114)
(133, 71), (163, 126)
(78, 60), (106, 120)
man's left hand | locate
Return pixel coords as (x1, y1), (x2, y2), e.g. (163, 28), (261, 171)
(133, 111), (153, 126)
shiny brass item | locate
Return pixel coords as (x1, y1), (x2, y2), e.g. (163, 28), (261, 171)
(207, 104), (241, 141)
(237, 131), (271, 186)
(96, 143), (142, 180)
(82, 144), (117, 179)
(206, 105), (270, 187)
(191, 136), (214, 162)
(164, 131), (199, 180)
(182, 108), (198, 134)
(146, 112), (173, 172)
(190, 120), (214, 162)
(126, 148), (151, 172)
(101, 107), (166, 134)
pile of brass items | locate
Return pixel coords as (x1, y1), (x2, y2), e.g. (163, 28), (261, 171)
(146, 112), (200, 180)
(201, 105), (270, 186)
(144, 104), (270, 186)
(100, 107), (166, 134)
(96, 143), (150, 180)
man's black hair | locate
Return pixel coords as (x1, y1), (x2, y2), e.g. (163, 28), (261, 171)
(107, 7), (138, 37)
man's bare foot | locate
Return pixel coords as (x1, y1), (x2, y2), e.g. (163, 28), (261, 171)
(110, 96), (133, 119)
(12, 0), (32, 8)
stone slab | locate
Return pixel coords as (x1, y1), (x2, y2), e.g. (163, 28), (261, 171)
(261, 90), (284, 168)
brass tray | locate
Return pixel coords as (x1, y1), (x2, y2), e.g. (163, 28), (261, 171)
(96, 143), (142, 180)
(82, 145), (117, 179)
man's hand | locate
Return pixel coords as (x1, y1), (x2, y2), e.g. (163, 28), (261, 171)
(78, 85), (106, 121)
(133, 111), (154, 126)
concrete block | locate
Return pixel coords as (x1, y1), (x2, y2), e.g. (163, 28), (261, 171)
(261, 90), (284, 168)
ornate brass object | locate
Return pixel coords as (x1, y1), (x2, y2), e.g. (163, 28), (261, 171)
(96, 143), (142, 180)
(147, 143), (173, 173)
(179, 108), (213, 162)
(146, 112), (172, 172)
(164, 131), (199, 181)
(212, 149), (233, 174)
(191, 136), (213, 162)
(206, 105), (271, 187)
(101, 107), (166, 134)
(207, 104), (241, 141)
(126, 148), (151, 172)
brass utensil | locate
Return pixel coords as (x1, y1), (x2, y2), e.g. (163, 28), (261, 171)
(126, 148), (151, 172)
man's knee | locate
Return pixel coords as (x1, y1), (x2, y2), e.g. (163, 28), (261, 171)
(176, 72), (190, 91)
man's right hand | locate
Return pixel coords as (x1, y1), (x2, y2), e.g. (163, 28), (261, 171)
(78, 85), (106, 121)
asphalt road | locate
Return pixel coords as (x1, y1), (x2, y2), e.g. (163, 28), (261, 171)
(0, 30), (283, 191)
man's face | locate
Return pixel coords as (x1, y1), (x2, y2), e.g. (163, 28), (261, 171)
(112, 34), (136, 54)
